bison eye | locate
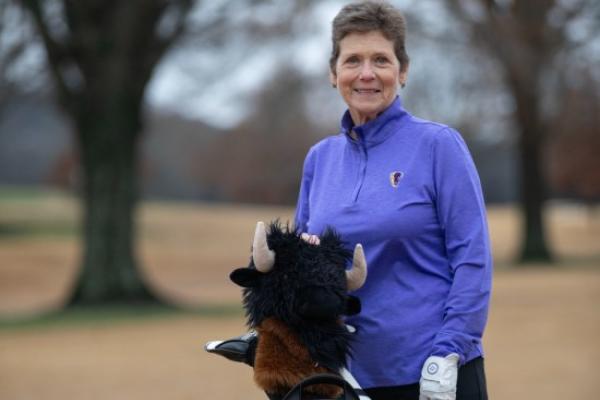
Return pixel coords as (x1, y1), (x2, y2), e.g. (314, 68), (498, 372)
(296, 286), (344, 320)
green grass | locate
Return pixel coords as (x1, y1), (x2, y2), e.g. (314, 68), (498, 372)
(0, 185), (67, 202)
(0, 305), (245, 331)
(0, 303), (244, 331)
(0, 221), (77, 238)
(0, 185), (78, 239)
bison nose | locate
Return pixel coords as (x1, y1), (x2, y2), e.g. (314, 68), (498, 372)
(296, 286), (344, 320)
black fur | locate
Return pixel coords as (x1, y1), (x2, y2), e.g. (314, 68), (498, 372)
(230, 221), (356, 372)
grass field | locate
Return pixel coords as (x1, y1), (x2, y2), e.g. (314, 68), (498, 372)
(1, 188), (599, 399)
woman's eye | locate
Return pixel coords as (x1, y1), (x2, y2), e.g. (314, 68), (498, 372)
(375, 56), (389, 65)
(345, 56), (360, 65)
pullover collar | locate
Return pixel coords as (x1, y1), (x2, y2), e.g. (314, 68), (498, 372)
(340, 96), (408, 148)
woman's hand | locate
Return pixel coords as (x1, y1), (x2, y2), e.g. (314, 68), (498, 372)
(300, 233), (320, 245)
(419, 353), (459, 400)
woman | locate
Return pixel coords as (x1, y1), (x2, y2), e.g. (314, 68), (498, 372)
(295, 2), (491, 400)
(209, 1), (491, 399)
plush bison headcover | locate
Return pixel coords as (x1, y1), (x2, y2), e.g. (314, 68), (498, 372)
(230, 221), (367, 398)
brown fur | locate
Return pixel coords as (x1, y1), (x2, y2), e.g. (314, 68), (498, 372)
(254, 317), (343, 398)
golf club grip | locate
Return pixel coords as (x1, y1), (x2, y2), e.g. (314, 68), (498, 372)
(282, 373), (360, 400)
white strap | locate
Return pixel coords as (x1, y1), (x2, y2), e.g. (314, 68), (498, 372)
(340, 367), (372, 400)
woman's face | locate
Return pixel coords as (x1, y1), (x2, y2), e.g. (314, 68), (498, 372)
(331, 30), (407, 125)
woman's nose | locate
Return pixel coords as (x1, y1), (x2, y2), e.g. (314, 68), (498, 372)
(359, 62), (375, 80)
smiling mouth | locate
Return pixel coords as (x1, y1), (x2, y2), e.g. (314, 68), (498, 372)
(354, 88), (381, 94)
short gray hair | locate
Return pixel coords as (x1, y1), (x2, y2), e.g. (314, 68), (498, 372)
(330, 1), (409, 73)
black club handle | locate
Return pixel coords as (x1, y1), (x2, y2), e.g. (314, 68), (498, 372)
(282, 373), (360, 400)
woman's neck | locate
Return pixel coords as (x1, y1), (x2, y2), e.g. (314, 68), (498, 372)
(349, 110), (378, 127)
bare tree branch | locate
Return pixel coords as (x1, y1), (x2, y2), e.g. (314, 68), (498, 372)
(147, 0), (194, 74)
(19, 0), (74, 106)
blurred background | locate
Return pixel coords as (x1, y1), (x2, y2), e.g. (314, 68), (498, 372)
(0, 0), (598, 399)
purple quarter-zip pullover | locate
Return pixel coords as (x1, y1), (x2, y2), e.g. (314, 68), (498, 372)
(294, 96), (492, 388)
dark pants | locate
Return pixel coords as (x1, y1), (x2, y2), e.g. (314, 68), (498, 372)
(364, 357), (488, 400)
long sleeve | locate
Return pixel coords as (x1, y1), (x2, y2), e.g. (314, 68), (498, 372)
(429, 128), (493, 364)
(294, 146), (316, 232)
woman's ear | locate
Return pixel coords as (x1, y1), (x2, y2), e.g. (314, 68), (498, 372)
(329, 70), (337, 89)
(399, 63), (409, 88)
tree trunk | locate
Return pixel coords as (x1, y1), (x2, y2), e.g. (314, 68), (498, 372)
(517, 130), (553, 262)
(512, 81), (553, 263)
(18, 0), (194, 307)
(68, 98), (157, 305)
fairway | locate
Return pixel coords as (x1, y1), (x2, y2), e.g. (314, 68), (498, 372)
(1, 191), (599, 399)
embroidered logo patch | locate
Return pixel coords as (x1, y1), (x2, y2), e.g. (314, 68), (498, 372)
(389, 171), (404, 188)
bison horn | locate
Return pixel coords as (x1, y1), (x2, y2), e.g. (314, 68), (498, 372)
(346, 244), (367, 291)
(253, 221), (275, 273)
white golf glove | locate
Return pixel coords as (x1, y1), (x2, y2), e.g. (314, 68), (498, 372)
(419, 353), (460, 400)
